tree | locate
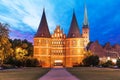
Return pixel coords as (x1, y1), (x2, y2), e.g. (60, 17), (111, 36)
(15, 47), (28, 59)
(10, 39), (33, 57)
(11, 39), (22, 49)
(86, 41), (93, 50)
(83, 50), (93, 57)
(116, 58), (120, 68)
(83, 55), (99, 66)
(22, 39), (33, 56)
(0, 23), (13, 65)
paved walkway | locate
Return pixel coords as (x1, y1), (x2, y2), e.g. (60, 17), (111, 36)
(38, 67), (79, 80)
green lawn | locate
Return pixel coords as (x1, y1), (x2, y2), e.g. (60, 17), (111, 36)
(67, 67), (120, 80)
(0, 67), (50, 80)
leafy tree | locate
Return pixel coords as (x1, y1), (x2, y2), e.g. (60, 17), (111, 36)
(0, 23), (13, 64)
(86, 41), (93, 50)
(22, 39), (33, 56)
(83, 55), (99, 66)
(4, 56), (16, 66)
(11, 39), (22, 49)
(10, 39), (33, 57)
(22, 43), (28, 49)
(84, 50), (93, 57)
(0, 22), (34, 67)
(15, 47), (28, 59)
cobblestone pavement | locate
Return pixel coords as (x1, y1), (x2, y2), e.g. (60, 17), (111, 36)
(38, 67), (79, 80)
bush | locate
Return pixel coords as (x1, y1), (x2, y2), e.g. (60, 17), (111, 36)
(1, 64), (15, 69)
(102, 60), (114, 67)
(15, 59), (23, 67)
(4, 56), (17, 66)
(116, 59), (120, 68)
(4, 56), (23, 67)
(25, 58), (39, 67)
(4, 56), (39, 67)
(83, 55), (99, 67)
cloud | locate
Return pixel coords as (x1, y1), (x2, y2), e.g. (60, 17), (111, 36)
(0, 0), (120, 44)
(0, 0), (56, 42)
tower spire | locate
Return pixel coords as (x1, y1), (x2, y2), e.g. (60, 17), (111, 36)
(35, 8), (51, 38)
(82, 2), (90, 47)
(83, 4), (88, 26)
(67, 11), (81, 38)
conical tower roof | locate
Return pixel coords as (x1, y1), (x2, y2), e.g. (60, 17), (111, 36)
(35, 9), (51, 38)
(83, 4), (89, 28)
(83, 5), (88, 26)
(67, 12), (81, 38)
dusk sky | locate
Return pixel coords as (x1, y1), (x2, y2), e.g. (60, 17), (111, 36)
(0, 0), (120, 45)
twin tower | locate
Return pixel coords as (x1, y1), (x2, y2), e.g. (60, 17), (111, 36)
(34, 6), (90, 67)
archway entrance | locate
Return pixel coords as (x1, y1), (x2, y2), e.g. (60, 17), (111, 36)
(54, 60), (63, 66)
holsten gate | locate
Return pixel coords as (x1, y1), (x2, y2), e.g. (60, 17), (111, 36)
(34, 6), (90, 67)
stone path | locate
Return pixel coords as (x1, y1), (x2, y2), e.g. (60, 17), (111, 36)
(38, 67), (79, 80)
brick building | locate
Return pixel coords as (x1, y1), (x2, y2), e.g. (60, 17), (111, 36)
(34, 6), (90, 67)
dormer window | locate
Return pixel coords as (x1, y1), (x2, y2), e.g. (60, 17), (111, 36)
(72, 34), (75, 37)
(41, 33), (44, 36)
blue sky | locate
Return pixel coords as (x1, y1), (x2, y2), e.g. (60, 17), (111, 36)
(0, 0), (120, 45)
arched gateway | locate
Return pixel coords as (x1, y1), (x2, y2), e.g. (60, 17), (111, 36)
(54, 60), (63, 66)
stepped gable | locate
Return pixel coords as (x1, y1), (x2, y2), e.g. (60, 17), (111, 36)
(103, 42), (112, 50)
(113, 44), (120, 56)
(35, 9), (51, 38)
(67, 12), (81, 38)
(113, 44), (120, 49)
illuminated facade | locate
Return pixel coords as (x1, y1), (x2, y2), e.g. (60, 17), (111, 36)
(34, 6), (89, 67)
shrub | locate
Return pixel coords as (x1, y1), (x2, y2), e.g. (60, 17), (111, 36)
(1, 64), (15, 69)
(15, 59), (23, 67)
(4, 56), (23, 67)
(83, 55), (99, 67)
(4, 56), (16, 66)
(4, 55), (39, 67)
(116, 59), (120, 68)
(25, 58), (39, 67)
(102, 60), (114, 67)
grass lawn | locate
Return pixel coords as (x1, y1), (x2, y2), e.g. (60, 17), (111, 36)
(67, 67), (120, 80)
(0, 67), (50, 80)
